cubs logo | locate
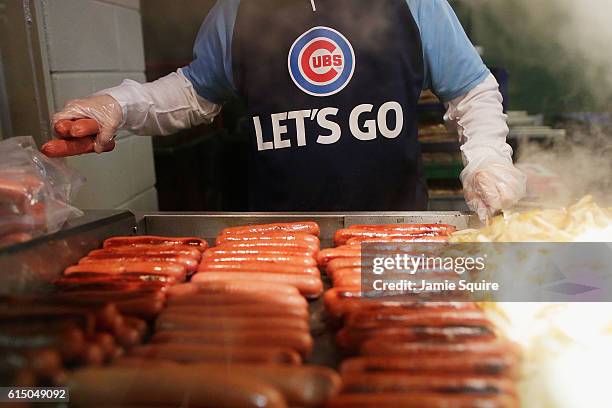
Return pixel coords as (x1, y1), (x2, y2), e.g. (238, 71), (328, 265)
(288, 26), (355, 97)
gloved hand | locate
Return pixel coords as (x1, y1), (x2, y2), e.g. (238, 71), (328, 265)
(462, 159), (527, 222)
(53, 94), (123, 153)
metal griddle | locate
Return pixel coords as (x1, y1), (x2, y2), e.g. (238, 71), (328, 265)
(0, 210), (478, 367)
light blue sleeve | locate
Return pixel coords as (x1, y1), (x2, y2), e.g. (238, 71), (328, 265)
(181, 0), (239, 104)
(406, 0), (489, 102)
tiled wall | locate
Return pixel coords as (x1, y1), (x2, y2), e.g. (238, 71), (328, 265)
(38, 0), (158, 211)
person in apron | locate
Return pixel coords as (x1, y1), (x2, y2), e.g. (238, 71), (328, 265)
(53, 0), (526, 219)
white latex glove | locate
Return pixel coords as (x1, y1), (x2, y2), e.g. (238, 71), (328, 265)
(462, 158), (527, 221)
(53, 94), (122, 153)
(445, 74), (527, 221)
(52, 69), (220, 152)
(102, 69), (221, 136)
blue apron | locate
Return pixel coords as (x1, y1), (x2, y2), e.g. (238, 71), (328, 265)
(232, 0), (427, 211)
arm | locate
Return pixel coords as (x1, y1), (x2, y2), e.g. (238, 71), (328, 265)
(102, 69), (221, 136)
(408, 0), (526, 219)
(445, 74), (526, 220)
(52, 0), (238, 152)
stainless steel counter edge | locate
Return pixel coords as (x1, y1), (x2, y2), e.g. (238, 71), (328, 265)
(136, 211), (480, 242)
(0, 210), (136, 294)
(0, 210), (478, 293)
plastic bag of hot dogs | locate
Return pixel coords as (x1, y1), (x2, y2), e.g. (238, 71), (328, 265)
(0, 136), (85, 247)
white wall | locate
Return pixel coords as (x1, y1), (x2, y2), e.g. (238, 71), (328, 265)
(37, 0), (158, 210)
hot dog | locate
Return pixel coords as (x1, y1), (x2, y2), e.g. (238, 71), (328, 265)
(347, 223), (456, 233)
(129, 343), (302, 365)
(337, 326), (496, 351)
(113, 361), (340, 408)
(317, 247), (362, 266)
(54, 118), (99, 138)
(150, 330), (313, 356)
(344, 236), (399, 246)
(167, 281), (301, 298)
(1, 349), (65, 384)
(166, 292), (308, 309)
(326, 257), (362, 275)
(38, 290), (165, 320)
(69, 365), (288, 408)
(69, 119), (99, 137)
(215, 232), (320, 248)
(3, 304), (104, 339)
(335, 229), (450, 246)
(86, 332), (116, 362)
(55, 280), (170, 294)
(54, 272), (179, 286)
(0, 300), (121, 334)
(215, 240), (318, 254)
(79, 255), (199, 273)
(219, 221), (320, 236)
(204, 246), (316, 258)
(323, 286), (374, 319)
(107, 295), (165, 320)
(322, 243), (429, 259)
(330, 267), (362, 281)
(0, 173), (44, 207)
(323, 287), (476, 319)
(359, 339), (521, 358)
(201, 254), (317, 267)
(0, 304), (135, 352)
(344, 309), (493, 330)
(343, 237), (423, 246)
(340, 354), (520, 378)
(211, 364), (340, 408)
(77, 342), (105, 366)
(333, 274), (361, 288)
(340, 373), (517, 396)
(41, 137), (115, 158)
(155, 315), (309, 333)
(54, 119), (73, 137)
(326, 392), (517, 408)
(64, 261), (186, 279)
(0, 232), (33, 247)
(197, 262), (320, 276)
(192, 272), (323, 297)
(45, 288), (164, 302)
(103, 236), (208, 251)
(161, 304), (309, 320)
(89, 245), (201, 260)
(1, 323), (86, 363)
(123, 317), (148, 338)
(0, 307), (97, 335)
(114, 326), (141, 350)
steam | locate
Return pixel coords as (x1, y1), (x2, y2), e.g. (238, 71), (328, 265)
(517, 127), (612, 206)
(466, 0), (612, 106)
(555, 0), (612, 101)
(462, 0), (612, 206)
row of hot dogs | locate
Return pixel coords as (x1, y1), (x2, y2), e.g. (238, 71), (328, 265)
(41, 119), (112, 157)
(2, 235), (208, 393)
(1, 126), (109, 247)
(318, 223), (522, 408)
(0, 171), (46, 247)
(192, 222), (324, 298)
(97, 223), (339, 407)
(152, 222), (325, 381)
(4, 222), (346, 407)
(318, 223), (458, 287)
(4, 220), (523, 407)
